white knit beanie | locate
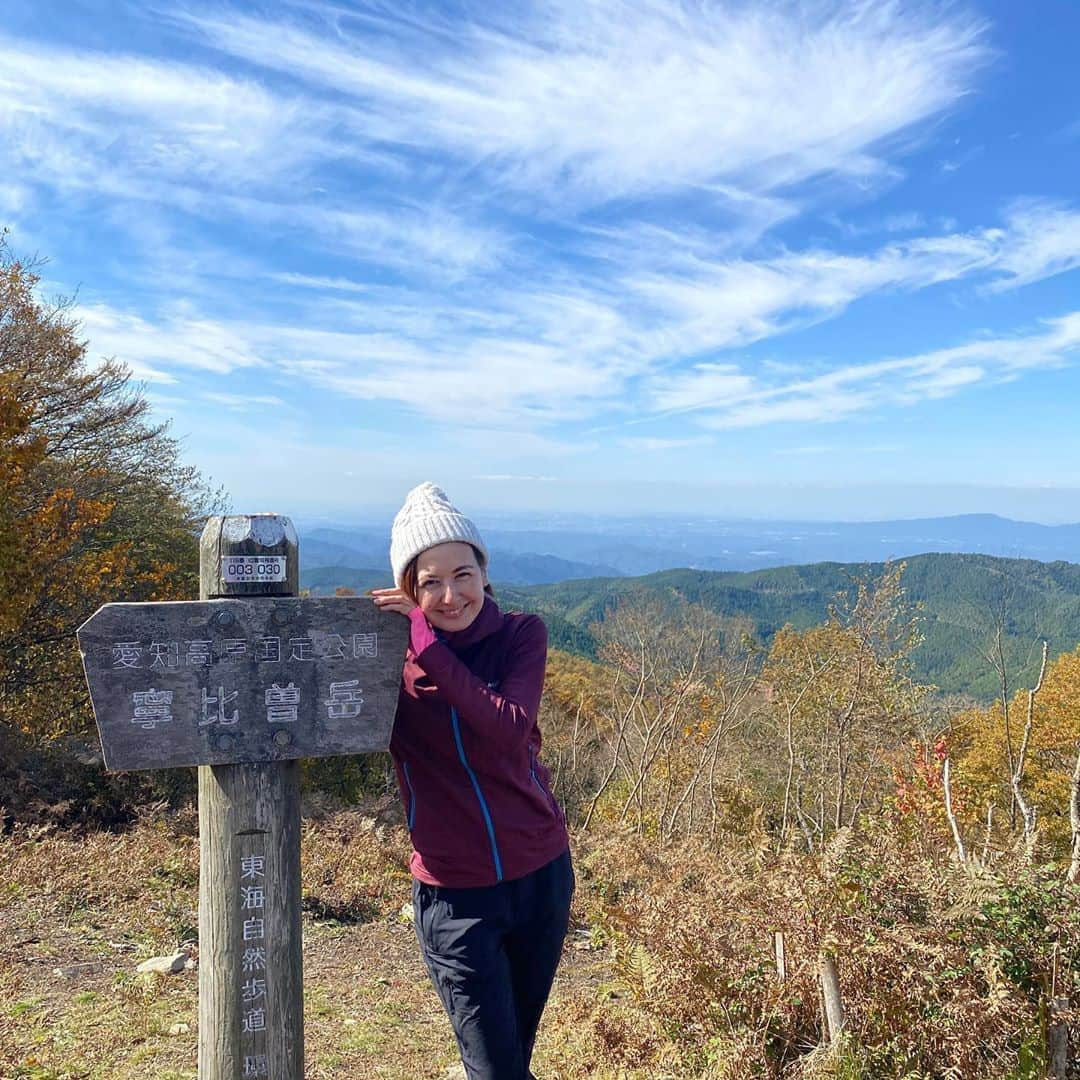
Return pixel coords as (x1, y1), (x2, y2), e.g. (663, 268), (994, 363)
(389, 482), (489, 589)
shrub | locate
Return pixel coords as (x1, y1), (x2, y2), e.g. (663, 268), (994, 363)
(571, 813), (1079, 1078)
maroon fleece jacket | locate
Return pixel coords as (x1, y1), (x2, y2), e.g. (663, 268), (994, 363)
(388, 596), (569, 887)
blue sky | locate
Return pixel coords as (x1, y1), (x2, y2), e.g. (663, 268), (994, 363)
(4, 0), (1080, 523)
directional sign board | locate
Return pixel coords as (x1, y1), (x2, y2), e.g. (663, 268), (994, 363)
(77, 597), (408, 771)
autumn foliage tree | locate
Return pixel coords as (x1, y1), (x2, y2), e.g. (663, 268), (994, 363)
(761, 564), (928, 849)
(0, 239), (222, 741)
(954, 645), (1080, 870)
(549, 596), (762, 840)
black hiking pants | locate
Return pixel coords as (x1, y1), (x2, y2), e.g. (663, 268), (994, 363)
(412, 849), (574, 1080)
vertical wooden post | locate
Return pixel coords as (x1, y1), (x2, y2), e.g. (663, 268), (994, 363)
(773, 931), (787, 983)
(1048, 996), (1070, 1079)
(820, 951), (846, 1044)
(198, 515), (303, 1080)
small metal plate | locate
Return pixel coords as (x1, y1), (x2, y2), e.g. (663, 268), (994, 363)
(221, 555), (288, 584)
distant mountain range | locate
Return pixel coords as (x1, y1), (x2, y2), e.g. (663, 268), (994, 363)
(297, 518), (1080, 701)
(300, 514), (1080, 583)
(300, 525), (623, 589)
(499, 554), (1080, 702)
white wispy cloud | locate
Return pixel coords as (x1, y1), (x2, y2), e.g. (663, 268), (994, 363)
(14, 5), (1075, 345)
(662, 312), (1080, 429)
(0, 181), (31, 216)
(455, 427), (599, 458)
(601, 201), (1080, 361)
(827, 210), (927, 237)
(176, 0), (988, 204)
(0, 33), (498, 278)
(157, 194), (507, 278)
(989, 199), (1080, 291)
(0, 34), (320, 190)
(74, 302), (266, 380)
(275, 333), (623, 425)
(649, 365), (758, 412)
(618, 229), (999, 359)
(292, 205), (506, 277)
(266, 273), (372, 294)
(252, 208), (1057, 425)
(72, 203), (1080, 433)
(201, 391), (286, 410)
(618, 435), (713, 452)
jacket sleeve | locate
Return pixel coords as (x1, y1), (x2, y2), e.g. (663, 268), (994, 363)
(407, 608), (547, 757)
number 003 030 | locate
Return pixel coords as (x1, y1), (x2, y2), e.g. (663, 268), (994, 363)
(221, 556), (287, 582)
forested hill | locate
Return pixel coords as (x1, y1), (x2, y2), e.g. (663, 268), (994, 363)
(499, 553), (1080, 702)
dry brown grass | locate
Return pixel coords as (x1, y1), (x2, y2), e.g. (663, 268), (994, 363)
(1, 800), (1076, 1079)
(0, 802), (610, 1080)
(565, 818), (1080, 1079)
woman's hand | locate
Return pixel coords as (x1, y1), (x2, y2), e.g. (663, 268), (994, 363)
(371, 586), (418, 618)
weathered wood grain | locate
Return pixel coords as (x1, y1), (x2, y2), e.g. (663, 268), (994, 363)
(198, 760), (304, 1080)
(197, 514), (306, 1080)
(78, 512), (406, 1079)
(77, 597), (407, 771)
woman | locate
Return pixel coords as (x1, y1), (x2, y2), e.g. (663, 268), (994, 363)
(372, 482), (573, 1080)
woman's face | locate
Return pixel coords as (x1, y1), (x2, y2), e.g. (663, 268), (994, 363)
(412, 542), (488, 632)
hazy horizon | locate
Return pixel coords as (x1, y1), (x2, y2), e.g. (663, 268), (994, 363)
(286, 491), (1080, 531)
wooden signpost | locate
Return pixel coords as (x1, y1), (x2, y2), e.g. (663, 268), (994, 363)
(78, 596), (402, 770)
(77, 514), (407, 1079)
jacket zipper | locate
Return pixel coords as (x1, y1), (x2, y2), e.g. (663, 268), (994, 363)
(402, 760), (416, 831)
(530, 746), (561, 818)
(450, 706), (504, 882)
(529, 746), (544, 793)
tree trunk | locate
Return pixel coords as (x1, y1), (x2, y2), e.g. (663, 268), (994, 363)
(1068, 741), (1080, 884)
(942, 757), (966, 863)
(1011, 641), (1047, 846)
